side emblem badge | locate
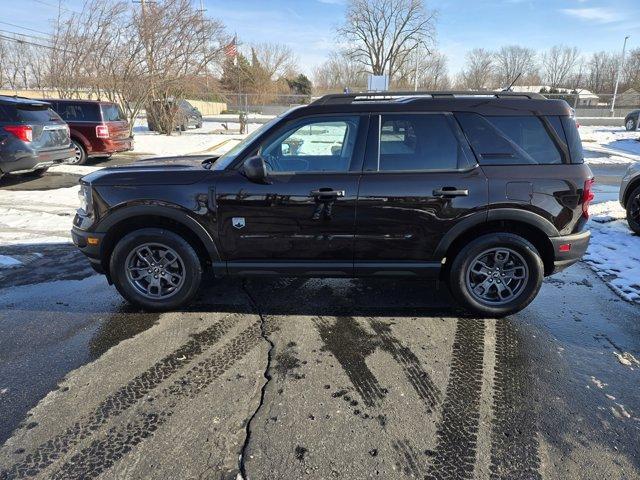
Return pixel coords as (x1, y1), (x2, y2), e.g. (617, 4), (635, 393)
(232, 217), (246, 229)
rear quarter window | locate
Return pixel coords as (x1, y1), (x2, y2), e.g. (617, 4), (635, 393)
(56, 102), (101, 122)
(455, 113), (563, 165)
(101, 104), (125, 122)
(560, 116), (584, 164)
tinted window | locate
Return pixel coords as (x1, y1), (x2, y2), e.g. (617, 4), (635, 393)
(560, 116), (584, 164)
(456, 113), (562, 165)
(101, 104), (125, 122)
(56, 102), (101, 122)
(0, 104), (16, 121)
(379, 114), (466, 171)
(16, 105), (61, 123)
(261, 116), (360, 173)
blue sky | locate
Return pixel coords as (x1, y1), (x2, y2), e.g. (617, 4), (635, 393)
(4, 0), (640, 77)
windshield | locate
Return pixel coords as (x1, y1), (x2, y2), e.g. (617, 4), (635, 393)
(212, 116), (281, 171)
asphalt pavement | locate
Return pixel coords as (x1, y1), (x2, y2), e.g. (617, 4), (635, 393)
(0, 157), (639, 479)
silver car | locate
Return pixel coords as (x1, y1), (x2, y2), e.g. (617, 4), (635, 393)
(620, 162), (640, 234)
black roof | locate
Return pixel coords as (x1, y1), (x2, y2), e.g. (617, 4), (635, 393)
(0, 95), (51, 107)
(299, 91), (572, 116)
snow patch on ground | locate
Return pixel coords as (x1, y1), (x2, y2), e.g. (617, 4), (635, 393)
(580, 126), (640, 164)
(0, 255), (22, 268)
(130, 119), (256, 157)
(584, 201), (640, 303)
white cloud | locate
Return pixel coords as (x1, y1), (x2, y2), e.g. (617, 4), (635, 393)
(561, 7), (622, 23)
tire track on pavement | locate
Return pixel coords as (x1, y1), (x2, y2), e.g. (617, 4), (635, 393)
(425, 319), (486, 480)
(1, 314), (240, 479)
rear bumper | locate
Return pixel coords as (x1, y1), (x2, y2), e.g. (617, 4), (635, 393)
(0, 146), (75, 174)
(550, 229), (591, 274)
(88, 137), (133, 156)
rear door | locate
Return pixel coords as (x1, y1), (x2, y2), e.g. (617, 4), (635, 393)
(15, 103), (70, 153)
(214, 114), (368, 274)
(355, 113), (487, 273)
(100, 103), (130, 140)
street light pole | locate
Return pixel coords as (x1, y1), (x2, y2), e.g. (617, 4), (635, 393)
(611, 35), (630, 116)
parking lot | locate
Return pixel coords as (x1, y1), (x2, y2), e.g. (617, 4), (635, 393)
(1, 126), (640, 479)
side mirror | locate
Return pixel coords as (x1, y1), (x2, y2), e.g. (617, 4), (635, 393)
(242, 155), (268, 183)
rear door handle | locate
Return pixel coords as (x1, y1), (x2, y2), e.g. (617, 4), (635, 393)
(310, 189), (345, 198)
(433, 187), (469, 197)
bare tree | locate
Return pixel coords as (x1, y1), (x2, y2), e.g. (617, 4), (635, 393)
(313, 53), (367, 92)
(460, 48), (494, 90)
(395, 49), (449, 90)
(586, 51), (617, 93)
(494, 45), (539, 87)
(541, 45), (580, 88)
(250, 43), (295, 80)
(338, 0), (436, 80)
(624, 48), (640, 91)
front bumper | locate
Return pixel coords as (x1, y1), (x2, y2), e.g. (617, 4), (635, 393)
(71, 224), (106, 275)
(550, 229), (591, 273)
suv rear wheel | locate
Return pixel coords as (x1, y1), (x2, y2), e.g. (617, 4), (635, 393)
(625, 118), (637, 131)
(71, 140), (87, 165)
(626, 185), (640, 234)
(110, 228), (202, 311)
(448, 233), (544, 317)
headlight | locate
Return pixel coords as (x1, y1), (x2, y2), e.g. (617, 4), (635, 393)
(78, 184), (93, 215)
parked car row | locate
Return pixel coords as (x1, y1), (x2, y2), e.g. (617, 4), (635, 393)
(1, 95), (133, 178)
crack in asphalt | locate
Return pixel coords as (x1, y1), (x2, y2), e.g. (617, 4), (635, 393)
(238, 280), (275, 480)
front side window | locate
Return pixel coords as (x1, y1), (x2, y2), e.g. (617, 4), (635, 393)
(378, 114), (468, 171)
(455, 113), (563, 165)
(260, 116), (360, 173)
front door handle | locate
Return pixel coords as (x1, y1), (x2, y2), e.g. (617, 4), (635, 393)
(310, 188), (345, 198)
(433, 187), (469, 197)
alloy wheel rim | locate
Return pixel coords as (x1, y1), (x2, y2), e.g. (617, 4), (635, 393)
(125, 243), (186, 300)
(466, 247), (529, 306)
(71, 144), (82, 164)
(627, 120), (635, 131)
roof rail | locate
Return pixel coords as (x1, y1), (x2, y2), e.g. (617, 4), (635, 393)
(311, 90), (546, 105)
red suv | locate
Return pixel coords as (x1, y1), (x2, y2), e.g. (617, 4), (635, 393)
(44, 99), (133, 164)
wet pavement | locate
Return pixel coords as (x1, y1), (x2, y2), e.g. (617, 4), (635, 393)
(1, 160), (639, 479)
(0, 260), (638, 479)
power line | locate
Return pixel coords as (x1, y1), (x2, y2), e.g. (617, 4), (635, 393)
(0, 20), (52, 37)
(0, 29), (54, 45)
(30, 0), (80, 14)
(0, 33), (79, 55)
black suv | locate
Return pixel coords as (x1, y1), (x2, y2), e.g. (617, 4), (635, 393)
(0, 96), (74, 178)
(72, 91), (593, 316)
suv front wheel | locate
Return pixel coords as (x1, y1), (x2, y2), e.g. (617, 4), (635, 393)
(110, 228), (202, 311)
(448, 233), (544, 317)
(626, 185), (640, 234)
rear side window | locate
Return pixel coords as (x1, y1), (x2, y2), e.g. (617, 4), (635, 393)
(101, 104), (125, 122)
(16, 105), (61, 123)
(56, 102), (101, 122)
(456, 113), (563, 165)
(560, 116), (584, 164)
(378, 114), (470, 171)
(0, 104), (16, 121)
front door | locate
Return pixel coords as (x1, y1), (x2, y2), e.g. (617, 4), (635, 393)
(214, 114), (368, 275)
(355, 113), (488, 274)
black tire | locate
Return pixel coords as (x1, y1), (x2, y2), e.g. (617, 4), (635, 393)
(626, 185), (640, 235)
(71, 140), (87, 165)
(448, 233), (544, 317)
(180, 123), (187, 131)
(625, 118), (637, 131)
(110, 228), (202, 311)
(196, 122), (203, 129)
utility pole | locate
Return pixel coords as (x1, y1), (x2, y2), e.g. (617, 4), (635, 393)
(414, 50), (419, 91)
(611, 35), (630, 116)
(199, 0), (209, 90)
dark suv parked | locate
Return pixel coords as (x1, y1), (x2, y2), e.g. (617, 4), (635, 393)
(44, 99), (133, 164)
(0, 96), (74, 178)
(72, 91), (593, 316)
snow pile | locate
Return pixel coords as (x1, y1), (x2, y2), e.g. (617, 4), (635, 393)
(584, 201), (640, 303)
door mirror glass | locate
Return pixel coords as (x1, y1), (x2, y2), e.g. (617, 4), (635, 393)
(242, 155), (267, 183)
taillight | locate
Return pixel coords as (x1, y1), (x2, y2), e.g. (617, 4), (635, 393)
(96, 125), (109, 139)
(3, 125), (33, 142)
(582, 178), (595, 219)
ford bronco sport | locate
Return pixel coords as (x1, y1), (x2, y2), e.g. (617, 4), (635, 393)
(72, 91), (593, 316)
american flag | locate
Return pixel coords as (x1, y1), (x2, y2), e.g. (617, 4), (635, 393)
(225, 36), (237, 59)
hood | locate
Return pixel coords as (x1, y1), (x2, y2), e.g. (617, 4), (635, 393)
(82, 155), (220, 186)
